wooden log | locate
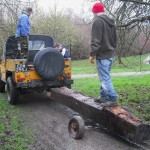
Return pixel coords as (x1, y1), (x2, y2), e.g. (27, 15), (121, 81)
(51, 87), (150, 143)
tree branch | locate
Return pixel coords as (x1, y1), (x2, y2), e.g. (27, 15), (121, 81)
(119, 0), (150, 5)
(117, 15), (150, 28)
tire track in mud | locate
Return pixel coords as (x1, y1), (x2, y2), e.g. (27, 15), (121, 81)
(15, 92), (149, 150)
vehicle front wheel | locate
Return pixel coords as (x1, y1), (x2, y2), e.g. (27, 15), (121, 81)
(6, 77), (19, 105)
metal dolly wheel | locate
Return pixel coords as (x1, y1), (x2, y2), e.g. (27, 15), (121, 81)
(68, 115), (85, 139)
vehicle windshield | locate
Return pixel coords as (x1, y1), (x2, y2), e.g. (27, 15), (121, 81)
(29, 40), (45, 50)
(5, 35), (54, 52)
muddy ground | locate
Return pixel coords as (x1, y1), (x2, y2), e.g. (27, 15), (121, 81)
(17, 92), (149, 150)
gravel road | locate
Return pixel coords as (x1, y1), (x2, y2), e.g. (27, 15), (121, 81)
(17, 92), (150, 150)
(72, 71), (150, 79)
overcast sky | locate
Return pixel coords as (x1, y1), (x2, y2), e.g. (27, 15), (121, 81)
(37, 0), (97, 15)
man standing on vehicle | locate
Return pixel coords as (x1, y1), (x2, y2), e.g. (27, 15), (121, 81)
(16, 7), (33, 58)
(90, 2), (118, 106)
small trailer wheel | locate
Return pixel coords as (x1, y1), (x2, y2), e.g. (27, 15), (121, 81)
(68, 115), (85, 139)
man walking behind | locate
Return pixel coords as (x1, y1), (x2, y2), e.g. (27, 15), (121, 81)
(90, 2), (118, 106)
(16, 7), (32, 58)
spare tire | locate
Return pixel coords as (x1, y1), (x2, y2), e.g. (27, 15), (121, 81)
(34, 47), (64, 80)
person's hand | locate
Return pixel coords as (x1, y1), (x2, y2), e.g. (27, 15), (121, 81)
(90, 56), (94, 64)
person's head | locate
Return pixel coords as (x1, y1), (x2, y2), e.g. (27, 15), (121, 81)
(23, 7), (33, 16)
(92, 2), (104, 17)
(54, 43), (62, 51)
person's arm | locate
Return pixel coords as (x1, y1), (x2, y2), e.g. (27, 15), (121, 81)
(20, 16), (30, 36)
(113, 26), (117, 48)
(61, 48), (66, 56)
(90, 20), (103, 56)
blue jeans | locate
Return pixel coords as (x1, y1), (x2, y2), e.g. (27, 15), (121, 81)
(96, 58), (118, 101)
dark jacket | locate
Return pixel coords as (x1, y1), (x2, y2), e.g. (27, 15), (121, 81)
(16, 12), (30, 38)
(90, 14), (117, 59)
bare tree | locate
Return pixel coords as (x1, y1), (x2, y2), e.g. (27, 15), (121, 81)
(0, 0), (37, 50)
(32, 5), (80, 53)
(88, 0), (150, 63)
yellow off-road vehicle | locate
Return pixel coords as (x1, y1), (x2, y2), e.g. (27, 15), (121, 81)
(0, 35), (73, 105)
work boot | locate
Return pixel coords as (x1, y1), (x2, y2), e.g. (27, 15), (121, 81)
(100, 99), (118, 107)
(94, 97), (108, 103)
(16, 53), (21, 59)
(19, 52), (24, 59)
(94, 98), (100, 103)
(94, 97), (118, 107)
(23, 54), (27, 59)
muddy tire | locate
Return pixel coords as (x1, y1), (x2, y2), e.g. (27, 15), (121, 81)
(0, 80), (5, 93)
(68, 115), (85, 139)
(6, 77), (19, 105)
(34, 47), (64, 80)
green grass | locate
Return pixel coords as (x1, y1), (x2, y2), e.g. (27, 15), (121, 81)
(72, 74), (150, 124)
(72, 53), (150, 74)
(0, 95), (33, 150)
(0, 53), (149, 148)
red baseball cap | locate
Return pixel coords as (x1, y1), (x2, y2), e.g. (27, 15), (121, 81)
(92, 3), (104, 13)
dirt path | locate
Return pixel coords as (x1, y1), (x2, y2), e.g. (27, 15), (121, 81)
(72, 71), (150, 79)
(17, 92), (149, 150)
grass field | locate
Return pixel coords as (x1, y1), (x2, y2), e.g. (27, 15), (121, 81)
(72, 74), (150, 124)
(72, 53), (150, 74)
(0, 54), (149, 148)
(0, 95), (32, 150)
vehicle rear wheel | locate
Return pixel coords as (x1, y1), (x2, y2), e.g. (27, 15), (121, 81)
(0, 80), (5, 93)
(6, 77), (19, 105)
(68, 115), (85, 139)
